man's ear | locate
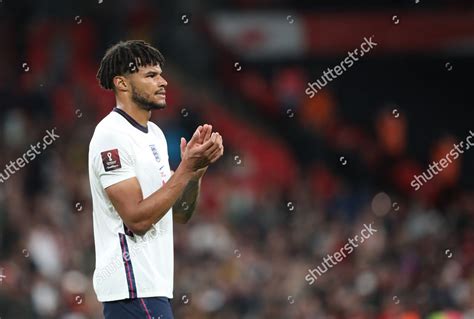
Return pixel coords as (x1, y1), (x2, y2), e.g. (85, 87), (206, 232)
(113, 75), (129, 92)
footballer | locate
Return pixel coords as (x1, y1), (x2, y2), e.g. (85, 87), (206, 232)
(88, 40), (224, 318)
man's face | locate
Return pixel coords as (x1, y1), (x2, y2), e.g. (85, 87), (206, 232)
(127, 64), (168, 111)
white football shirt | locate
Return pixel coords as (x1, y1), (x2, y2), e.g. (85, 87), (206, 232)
(88, 107), (174, 302)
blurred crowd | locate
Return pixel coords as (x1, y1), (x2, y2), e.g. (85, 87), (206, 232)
(1, 1), (473, 318)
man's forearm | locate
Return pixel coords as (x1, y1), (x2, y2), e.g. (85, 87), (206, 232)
(173, 177), (201, 223)
(133, 164), (194, 233)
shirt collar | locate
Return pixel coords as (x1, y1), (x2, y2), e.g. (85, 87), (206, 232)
(113, 107), (149, 134)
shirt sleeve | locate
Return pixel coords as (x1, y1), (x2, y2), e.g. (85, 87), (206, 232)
(91, 128), (136, 189)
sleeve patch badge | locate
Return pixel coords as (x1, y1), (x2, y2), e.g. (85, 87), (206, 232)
(101, 149), (122, 172)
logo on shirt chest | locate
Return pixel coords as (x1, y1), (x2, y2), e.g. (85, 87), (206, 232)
(149, 144), (169, 182)
(149, 144), (161, 163)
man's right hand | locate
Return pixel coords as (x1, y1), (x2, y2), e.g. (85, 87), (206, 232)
(180, 127), (223, 172)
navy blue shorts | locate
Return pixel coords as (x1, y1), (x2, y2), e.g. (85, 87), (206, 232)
(103, 297), (174, 319)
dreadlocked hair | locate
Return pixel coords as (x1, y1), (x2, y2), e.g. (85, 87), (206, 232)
(96, 40), (165, 90)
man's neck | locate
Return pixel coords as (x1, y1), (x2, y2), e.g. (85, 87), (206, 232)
(115, 101), (151, 127)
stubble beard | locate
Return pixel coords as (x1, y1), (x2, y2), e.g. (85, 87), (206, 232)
(131, 85), (166, 111)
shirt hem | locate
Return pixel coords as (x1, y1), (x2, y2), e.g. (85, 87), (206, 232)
(101, 172), (136, 189)
(97, 291), (173, 302)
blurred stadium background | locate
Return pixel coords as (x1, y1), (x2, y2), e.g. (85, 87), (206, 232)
(0, 0), (473, 318)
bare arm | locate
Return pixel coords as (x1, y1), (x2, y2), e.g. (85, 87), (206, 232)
(172, 177), (201, 224)
(173, 125), (224, 224)
(105, 129), (221, 235)
(106, 163), (194, 235)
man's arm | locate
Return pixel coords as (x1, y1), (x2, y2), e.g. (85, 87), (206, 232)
(105, 130), (221, 236)
(173, 125), (224, 224)
(106, 164), (194, 235)
(172, 165), (208, 223)
(172, 177), (201, 224)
